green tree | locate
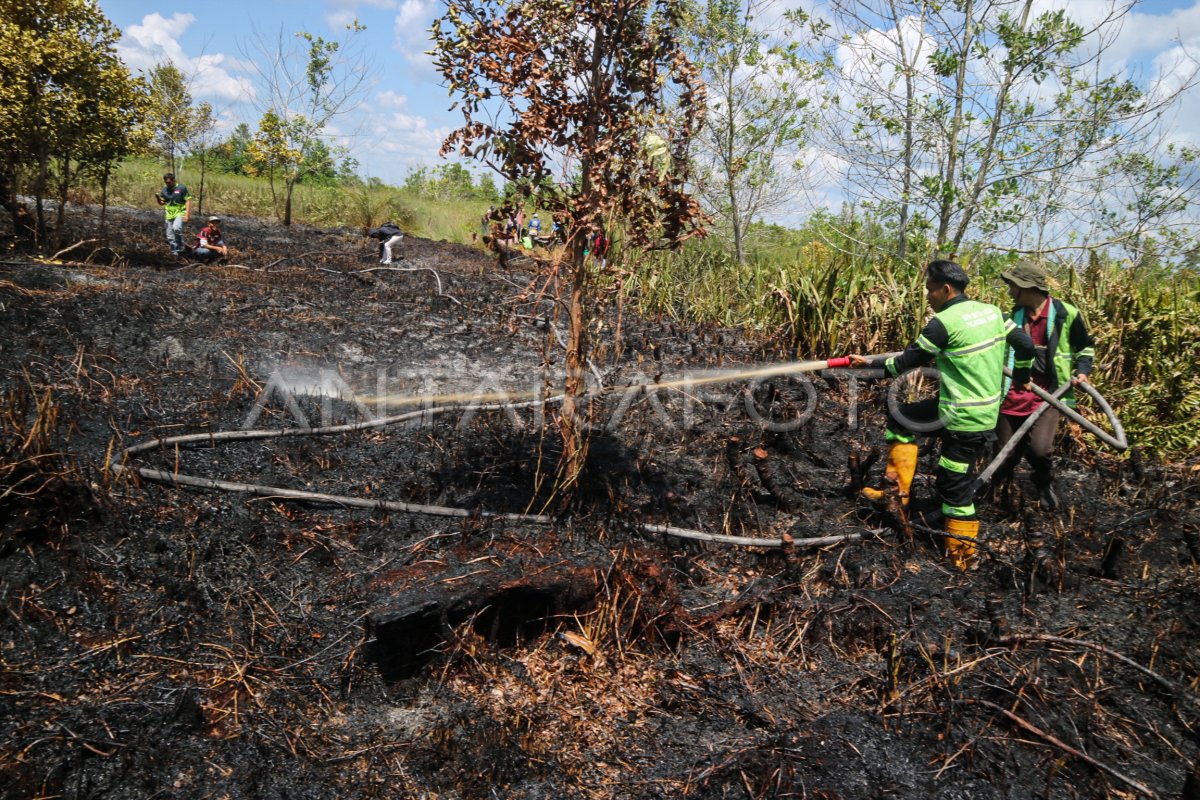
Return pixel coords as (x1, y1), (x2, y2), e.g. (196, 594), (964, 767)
(433, 0), (706, 488)
(243, 22), (372, 226)
(299, 139), (338, 186)
(64, 52), (150, 234)
(0, 0), (148, 243)
(1094, 144), (1200, 264)
(686, 0), (828, 263)
(141, 62), (213, 175)
(245, 109), (296, 214)
(208, 122), (253, 175)
(476, 173), (500, 203)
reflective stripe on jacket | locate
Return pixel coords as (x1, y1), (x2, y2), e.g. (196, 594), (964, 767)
(1004, 297), (1095, 407)
(884, 298), (1017, 432)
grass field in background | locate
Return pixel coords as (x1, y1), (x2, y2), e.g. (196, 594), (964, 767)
(89, 158), (488, 246)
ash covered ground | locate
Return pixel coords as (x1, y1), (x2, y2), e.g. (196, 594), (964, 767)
(1, 203), (1198, 799)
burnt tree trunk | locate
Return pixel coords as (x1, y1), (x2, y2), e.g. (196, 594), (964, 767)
(367, 542), (609, 679)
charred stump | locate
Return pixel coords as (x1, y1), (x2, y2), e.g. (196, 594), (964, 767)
(367, 538), (610, 679)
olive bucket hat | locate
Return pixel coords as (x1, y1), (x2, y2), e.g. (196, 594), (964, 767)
(1000, 260), (1050, 292)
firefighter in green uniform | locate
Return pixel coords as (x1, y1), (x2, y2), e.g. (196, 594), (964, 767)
(849, 259), (1035, 569)
(992, 261), (1096, 510)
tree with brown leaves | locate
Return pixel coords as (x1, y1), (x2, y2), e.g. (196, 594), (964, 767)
(432, 0), (707, 493)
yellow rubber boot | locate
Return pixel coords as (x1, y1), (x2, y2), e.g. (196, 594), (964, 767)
(945, 518), (979, 570)
(861, 443), (919, 506)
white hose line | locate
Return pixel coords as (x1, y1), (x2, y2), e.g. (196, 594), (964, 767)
(641, 523), (867, 549)
(1003, 368), (1129, 451)
(111, 463), (554, 524)
(974, 381), (1074, 490)
(115, 394), (855, 550)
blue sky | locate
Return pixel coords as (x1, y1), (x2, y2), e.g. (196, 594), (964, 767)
(102, 0), (452, 186)
(100, 0), (1200, 197)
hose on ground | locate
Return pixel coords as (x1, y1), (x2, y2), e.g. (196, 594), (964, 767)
(109, 351), (1128, 551)
(110, 393), (857, 550)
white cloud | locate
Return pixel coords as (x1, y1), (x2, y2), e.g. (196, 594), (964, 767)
(326, 10), (360, 29)
(321, 107), (452, 183)
(376, 90), (409, 110)
(1105, 2), (1200, 63)
(119, 12), (194, 71)
(370, 113), (449, 161)
(117, 13), (254, 103)
(394, 0), (437, 62)
(324, 0), (400, 27)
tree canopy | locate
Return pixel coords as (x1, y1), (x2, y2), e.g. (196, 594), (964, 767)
(0, 0), (148, 240)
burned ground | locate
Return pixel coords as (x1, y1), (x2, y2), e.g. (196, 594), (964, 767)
(0, 204), (1198, 799)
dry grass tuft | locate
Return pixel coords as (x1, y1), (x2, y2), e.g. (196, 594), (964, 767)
(0, 387), (94, 548)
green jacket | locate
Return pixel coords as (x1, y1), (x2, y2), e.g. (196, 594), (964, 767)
(878, 296), (1035, 432)
(1004, 297), (1095, 407)
(159, 184), (192, 221)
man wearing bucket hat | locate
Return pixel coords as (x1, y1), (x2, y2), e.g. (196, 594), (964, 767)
(994, 260), (1095, 510)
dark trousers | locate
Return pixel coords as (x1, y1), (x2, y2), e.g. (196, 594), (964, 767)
(887, 398), (990, 520)
(994, 409), (1059, 485)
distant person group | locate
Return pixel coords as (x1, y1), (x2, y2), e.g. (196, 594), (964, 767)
(479, 203), (608, 268)
(155, 173), (230, 264)
(154, 174), (612, 272)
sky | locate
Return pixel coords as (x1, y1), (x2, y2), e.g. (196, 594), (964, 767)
(103, 0), (453, 185)
(99, 0), (1200, 201)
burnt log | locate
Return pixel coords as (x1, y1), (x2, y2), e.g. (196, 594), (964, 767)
(846, 446), (880, 498)
(753, 447), (803, 510)
(726, 436), (770, 503)
(1183, 527), (1200, 566)
(367, 542), (609, 679)
(1100, 530), (1126, 579)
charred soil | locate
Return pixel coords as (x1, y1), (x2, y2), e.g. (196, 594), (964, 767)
(1, 204), (1198, 799)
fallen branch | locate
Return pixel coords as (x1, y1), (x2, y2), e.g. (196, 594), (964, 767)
(957, 698), (1158, 798)
(997, 633), (1199, 709)
(50, 239), (100, 262)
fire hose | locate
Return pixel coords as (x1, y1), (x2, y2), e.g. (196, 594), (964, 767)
(973, 368), (1127, 490)
(822, 352), (1128, 490)
(108, 351), (1129, 552)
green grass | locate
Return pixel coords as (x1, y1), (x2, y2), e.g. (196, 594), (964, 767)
(87, 158), (490, 246)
